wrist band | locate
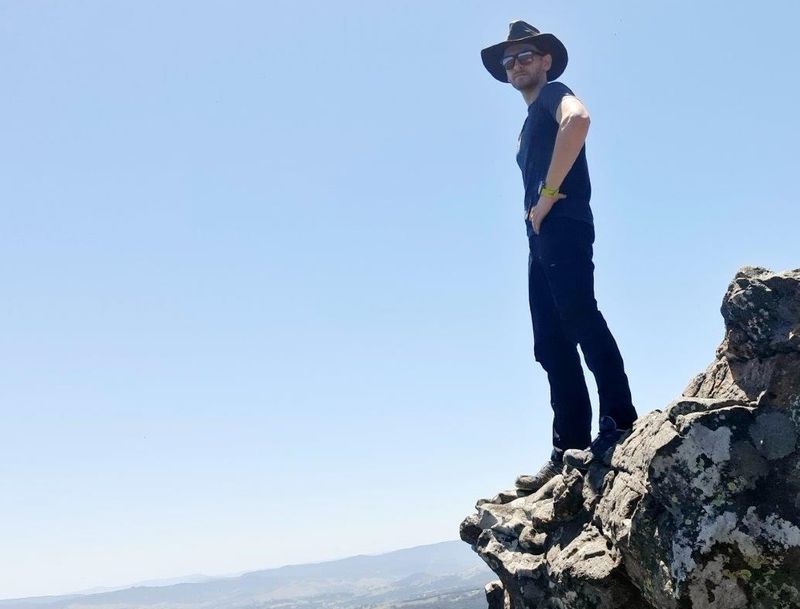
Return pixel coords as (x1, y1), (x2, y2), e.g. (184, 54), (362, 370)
(539, 183), (560, 197)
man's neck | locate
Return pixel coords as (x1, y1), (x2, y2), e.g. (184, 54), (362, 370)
(521, 78), (547, 107)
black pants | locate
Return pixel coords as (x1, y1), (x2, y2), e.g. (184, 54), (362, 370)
(528, 216), (638, 451)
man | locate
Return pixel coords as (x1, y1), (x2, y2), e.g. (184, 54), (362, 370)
(480, 21), (638, 491)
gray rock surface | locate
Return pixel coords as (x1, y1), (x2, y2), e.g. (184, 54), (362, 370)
(460, 266), (800, 609)
(485, 579), (507, 609)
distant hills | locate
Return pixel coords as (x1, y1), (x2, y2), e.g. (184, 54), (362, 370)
(68, 573), (220, 596)
(0, 539), (492, 609)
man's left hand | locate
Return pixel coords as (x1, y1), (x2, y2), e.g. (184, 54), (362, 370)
(528, 192), (567, 234)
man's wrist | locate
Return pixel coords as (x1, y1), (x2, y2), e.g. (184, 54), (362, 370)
(538, 182), (561, 197)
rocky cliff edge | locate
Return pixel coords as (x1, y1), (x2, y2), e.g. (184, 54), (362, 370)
(460, 266), (800, 609)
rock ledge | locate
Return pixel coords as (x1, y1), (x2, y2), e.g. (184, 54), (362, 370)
(460, 266), (800, 609)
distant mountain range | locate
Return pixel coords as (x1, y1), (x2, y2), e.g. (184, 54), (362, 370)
(0, 540), (493, 609)
(68, 573), (221, 596)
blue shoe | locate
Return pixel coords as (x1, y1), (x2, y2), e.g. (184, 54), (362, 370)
(562, 416), (630, 471)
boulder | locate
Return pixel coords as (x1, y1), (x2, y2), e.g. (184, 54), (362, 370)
(460, 267), (800, 609)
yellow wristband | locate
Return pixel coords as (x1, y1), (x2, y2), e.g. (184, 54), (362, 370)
(539, 183), (560, 197)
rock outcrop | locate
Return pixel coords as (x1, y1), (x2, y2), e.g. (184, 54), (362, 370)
(460, 266), (800, 609)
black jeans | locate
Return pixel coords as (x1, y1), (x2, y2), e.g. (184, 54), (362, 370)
(528, 215), (638, 451)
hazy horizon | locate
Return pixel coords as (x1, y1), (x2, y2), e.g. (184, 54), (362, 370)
(0, 538), (467, 602)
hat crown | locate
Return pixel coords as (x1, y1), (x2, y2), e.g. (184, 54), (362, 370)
(507, 20), (540, 41)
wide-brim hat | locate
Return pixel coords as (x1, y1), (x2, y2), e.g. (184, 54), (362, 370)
(481, 20), (568, 83)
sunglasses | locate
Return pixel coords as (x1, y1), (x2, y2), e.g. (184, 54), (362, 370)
(501, 50), (544, 71)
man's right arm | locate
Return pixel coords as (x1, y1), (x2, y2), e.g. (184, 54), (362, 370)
(543, 96), (591, 193)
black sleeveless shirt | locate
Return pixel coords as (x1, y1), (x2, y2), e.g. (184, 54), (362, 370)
(516, 81), (594, 237)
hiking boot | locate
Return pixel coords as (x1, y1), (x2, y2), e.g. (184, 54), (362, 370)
(562, 416), (631, 471)
(515, 447), (564, 492)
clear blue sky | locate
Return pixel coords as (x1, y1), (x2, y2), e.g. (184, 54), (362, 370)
(1, 0), (798, 599)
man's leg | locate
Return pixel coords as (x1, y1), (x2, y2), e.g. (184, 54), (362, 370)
(528, 247), (593, 451)
(537, 218), (638, 430)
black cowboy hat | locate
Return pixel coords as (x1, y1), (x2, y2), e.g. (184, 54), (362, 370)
(481, 20), (568, 83)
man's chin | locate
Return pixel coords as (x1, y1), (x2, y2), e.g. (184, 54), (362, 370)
(510, 74), (533, 88)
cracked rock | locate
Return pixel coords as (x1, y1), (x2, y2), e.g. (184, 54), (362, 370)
(460, 266), (800, 609)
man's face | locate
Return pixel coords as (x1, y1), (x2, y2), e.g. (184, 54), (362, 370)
(503, 43), (551, 91)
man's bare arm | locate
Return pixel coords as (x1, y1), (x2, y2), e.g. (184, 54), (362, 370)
(527, 95), (591, 234)
(544, 96), (591, 191)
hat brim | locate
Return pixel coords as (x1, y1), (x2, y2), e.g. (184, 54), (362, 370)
(480, 33), (568, 83)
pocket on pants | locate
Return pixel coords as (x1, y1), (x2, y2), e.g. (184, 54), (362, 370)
(538, 219), (597, 322)
(538, 217), (594, 265)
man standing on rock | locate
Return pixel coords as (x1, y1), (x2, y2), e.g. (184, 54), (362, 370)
(480, 21), (638, 490)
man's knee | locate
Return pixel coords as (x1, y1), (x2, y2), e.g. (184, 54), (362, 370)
(558, 308), (608, 344)
(533, 334), (579, 370)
